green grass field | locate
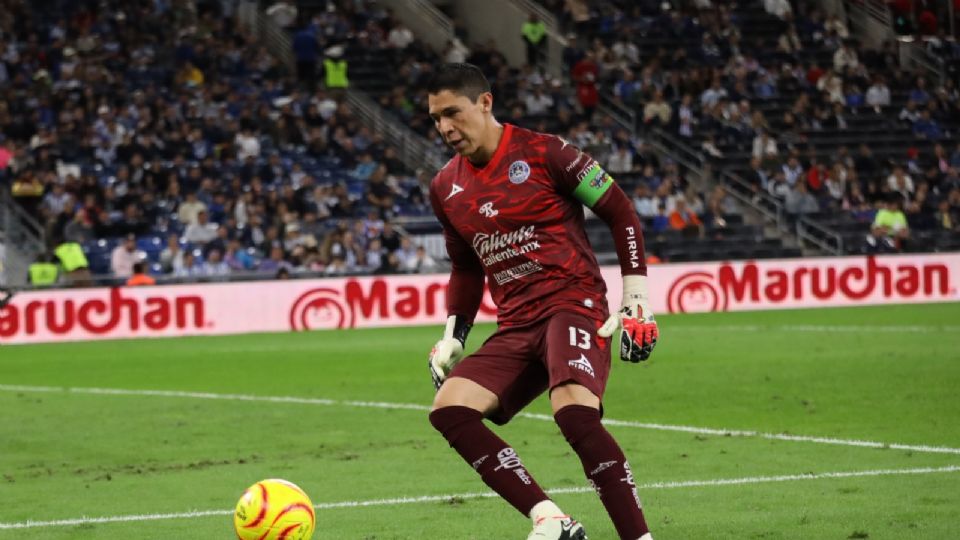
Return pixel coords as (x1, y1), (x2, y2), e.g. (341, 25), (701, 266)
(1, 303), (959, 539)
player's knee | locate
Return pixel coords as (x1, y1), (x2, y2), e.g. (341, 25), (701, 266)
(431, 377), (499, 414)
(549, 382), (601, 413)
(554, 404), (603, 446)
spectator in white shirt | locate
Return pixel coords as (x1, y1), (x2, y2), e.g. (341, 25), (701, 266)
(523, 86), (554, 116)
(887, 166), (915, 197)
(781, 157), (804, 187)
(824, 15), (850, 39)
(817, 69), (845, 103)
(174, 251), (200, 278)
(110, 234), (143, 278)
(443, 40), (468, 63)
(899, 100), (921, 123)
(387, 23), (414, 49)
(633, 184), (658, 218)
(177, 191), (207, 226)
(265, 1), (297, 27)
(606, 145), (634, 174)
(160, 234), (185, 274)
(752, 131), (778, 159)
(767, 172), (791, 199)
(700, 79), (728, 108)
(403, 246), (438, 273)
(365, 238), (386, 272)
(643, 90), (672, 126)
(42, 184), (72, 216)
(865, 77), (891, 110)
(199, 249), (231, 276)
(235, 127), (260, 160)
(394, 237), (419, 269)
(611, 39), (639, 64)
(183, 210), (219, 245)
(764, 0), (792, 19)
(833, 42), (859, 71)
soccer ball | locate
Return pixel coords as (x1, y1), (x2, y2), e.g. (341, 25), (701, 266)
(234, 479), (316, 540)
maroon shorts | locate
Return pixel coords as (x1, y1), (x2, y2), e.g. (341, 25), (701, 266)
(448, 311), (611, 425)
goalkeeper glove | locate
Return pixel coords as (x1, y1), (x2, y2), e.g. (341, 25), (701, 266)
(429, 315), (471, 390)
(598, 275), (658, 362)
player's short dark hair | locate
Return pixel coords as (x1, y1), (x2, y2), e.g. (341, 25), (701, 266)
(426, 63), (491, 101)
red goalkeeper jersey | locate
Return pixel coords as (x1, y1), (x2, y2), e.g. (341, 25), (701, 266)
(430, 123), (645, 327)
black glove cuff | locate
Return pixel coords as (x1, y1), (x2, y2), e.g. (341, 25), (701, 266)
(0, 287), (14, 309)
(452, 315), (472, 347)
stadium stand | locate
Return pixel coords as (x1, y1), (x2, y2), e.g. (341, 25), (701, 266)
(0, 0), (436, 283)
(1, 0), (957, 287)
(538, 0), (959, 256)
(284, 1), (785, 263)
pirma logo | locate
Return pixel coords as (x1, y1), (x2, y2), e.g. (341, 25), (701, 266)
(289, 288), (352, 330)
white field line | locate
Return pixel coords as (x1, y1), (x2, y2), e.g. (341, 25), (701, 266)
(668, 324), (960, 333)
(3, 384), (960, 456)
(1, 465), (958, 530)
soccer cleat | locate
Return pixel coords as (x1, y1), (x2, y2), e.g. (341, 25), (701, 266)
(526, 515), (587, 540)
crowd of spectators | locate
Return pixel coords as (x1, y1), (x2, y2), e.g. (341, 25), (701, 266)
(0, 0), (443, 284)
(5, 0), (955, 288)
(279, 2), (673, 171)
(537, 0), (960, 253)
(278, 0), (733, 252)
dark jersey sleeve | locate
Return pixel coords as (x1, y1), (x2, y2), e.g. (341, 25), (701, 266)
(429, 180), (486, 322)
(545, 136), (647, 276)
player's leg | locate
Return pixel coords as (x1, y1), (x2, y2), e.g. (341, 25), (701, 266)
(428, 328), (553, 520)
(545, 312), (652, 540)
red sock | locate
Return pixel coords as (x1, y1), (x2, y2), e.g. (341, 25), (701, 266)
(555, 405), (650, 540)
(429, 406), (548, 516)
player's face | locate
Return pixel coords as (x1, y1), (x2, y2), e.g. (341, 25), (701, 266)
(427, 90), (491, 158)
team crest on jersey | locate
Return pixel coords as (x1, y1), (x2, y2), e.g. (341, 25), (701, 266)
(508, 160), (531, 184)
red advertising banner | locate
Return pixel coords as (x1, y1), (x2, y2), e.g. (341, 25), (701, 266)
(1, 254), (957, 345)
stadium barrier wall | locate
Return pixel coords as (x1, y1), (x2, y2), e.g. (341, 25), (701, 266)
(1, 253), (958, 345)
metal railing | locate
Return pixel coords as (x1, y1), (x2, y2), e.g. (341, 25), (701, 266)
(238, 0), (444, 175)
(719, 169), (783, 225)
(648, 129), (705, 174)
(407, 0), (456, 37)
(237, 0), (294, 70)
(598, 92), (638, 136)
(845, 0), (895, 49)
(377, 0), (467, 60)
(843, 0), (945, 86)
(900, 39), (948, 85)
(795, 216), (845, 254)
(648, 129), (845, 255)
(509, 0), (569, 76)
(0, 189), (46, 287)
(345, 92), (446, 174)
(863, 0), (893, 25)
(512, 0), (569, 47)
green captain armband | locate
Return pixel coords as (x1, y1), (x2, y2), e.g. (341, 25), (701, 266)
(572, 161), (614, 207)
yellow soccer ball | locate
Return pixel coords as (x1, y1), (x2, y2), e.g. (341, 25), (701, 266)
(234, 479), (316, 540)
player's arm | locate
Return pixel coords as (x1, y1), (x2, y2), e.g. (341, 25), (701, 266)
(546, 137), (658, 362)
(427, 184), (485, 389)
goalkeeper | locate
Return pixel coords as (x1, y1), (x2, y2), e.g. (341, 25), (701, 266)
(426, 63), (658, 540)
